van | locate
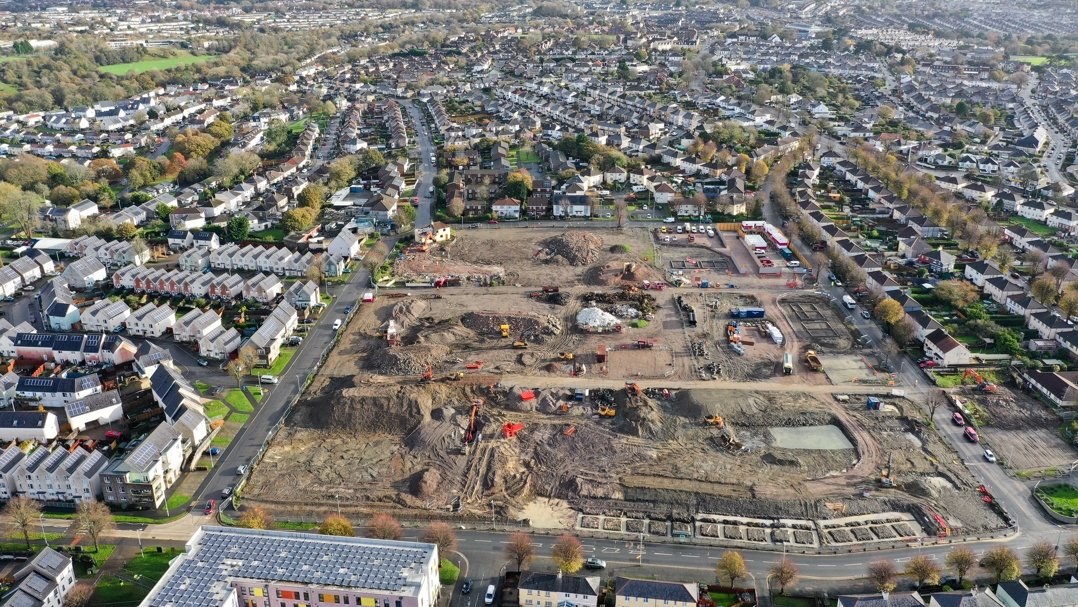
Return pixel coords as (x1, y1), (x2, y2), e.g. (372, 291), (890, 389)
(485, 585), (496, 605)
(787, 261), (801, 267)
(332, 319), (343, 331)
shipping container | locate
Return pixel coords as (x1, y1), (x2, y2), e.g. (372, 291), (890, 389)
(730, 307), (765, 319)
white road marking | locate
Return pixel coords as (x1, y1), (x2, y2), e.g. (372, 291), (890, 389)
(845, 563), (860, 567)
(655, 552), (673, 556)
(682, 555), (699, 559)
(474, 540), (491, 543)
(818, 565), (836, 568)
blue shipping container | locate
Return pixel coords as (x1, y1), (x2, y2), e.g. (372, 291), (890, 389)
(730, 307), (766, 319)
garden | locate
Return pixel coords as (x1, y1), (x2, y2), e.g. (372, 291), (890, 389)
(1035, 483), (1078, 518)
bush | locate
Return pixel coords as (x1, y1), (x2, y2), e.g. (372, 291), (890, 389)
(439, 558), (459, 585)
(629, 320), (648, 328)
(610, 244), (631, 253)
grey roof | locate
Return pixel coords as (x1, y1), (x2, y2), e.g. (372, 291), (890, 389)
(145, 527), (437, 607)
(615, 577), (697, 603)
(838, 594), (925, 607)
(0, 411), (52, 431)
(17, 373), (101, 395)
(123, 421), (182, 473)
(995, 581), (1078, 607)
(519, 571), (599, 597)
(0, 445), (26, 474)
(64, 389), (122, 419)
(931, 591), (1004, 607)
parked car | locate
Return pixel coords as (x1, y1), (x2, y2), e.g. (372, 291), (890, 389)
(237, 465), (247, 475)
(461, 579), (472, 594)
(197, 358), (209, 367)
(952, 412), (965, 425)
(663, 217), (676, 223)
(964, 427), (979, 442)
(204, 499), (216, 514)
(584, 558), (606, 569)
(209, 447), (221, 456)
(485, 585), (496, 605)
(983, 449), (997, 463)
(920, 360), (938, 368)
(260, 375), (279, 384)
(861, 310), (871, 319)
(488, 219), (499, 224)
(105, 431), (122, 439)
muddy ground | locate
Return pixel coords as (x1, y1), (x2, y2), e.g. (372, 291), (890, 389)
(957, 385), (1075, 472)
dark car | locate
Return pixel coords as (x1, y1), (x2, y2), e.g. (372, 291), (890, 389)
(952, 412), (965, 425)
(204, 499), (216, 514)
(461, 578), (472, 594)
(300, 319), (315, 324)
(584, 558), (606, 569)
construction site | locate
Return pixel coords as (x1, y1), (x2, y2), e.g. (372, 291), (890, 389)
(240, 227), (1010, 547)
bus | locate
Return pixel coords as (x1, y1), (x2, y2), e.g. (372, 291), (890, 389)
(842, 295), (856, 310)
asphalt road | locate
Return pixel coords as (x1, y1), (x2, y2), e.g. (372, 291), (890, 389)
(401, 99), (437, 227)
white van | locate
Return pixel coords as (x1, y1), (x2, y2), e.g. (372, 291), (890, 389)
(787, 261), (801, 267)
(332, 319), (342, 331)
(485, 585), (496, 605)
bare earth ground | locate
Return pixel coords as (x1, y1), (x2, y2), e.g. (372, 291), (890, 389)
(959, 385), (1075, 472)
(240, 228), (1009, 537)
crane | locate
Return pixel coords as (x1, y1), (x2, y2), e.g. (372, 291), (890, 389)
(461, 399), (483, 454)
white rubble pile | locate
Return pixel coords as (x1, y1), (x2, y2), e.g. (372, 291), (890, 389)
(576, 306), (619, 328)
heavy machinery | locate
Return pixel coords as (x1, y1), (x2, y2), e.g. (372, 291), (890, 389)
(500, 324), (510, 338)
(782, 353), (793, 375)
(466, 360), (484, 369)
(805, 350), (823, 371)
(880, 451), (895, 488)
(461, 399), (483, 455)
(559, 352), (575, 360)
(555, 402), (571, 414)
(598, 405), (616, 416)
(705, 415), (725, 428)
(512, 338), (528, 349)
(962, 368), (997, 391)
(420, 365), (433, 382)
(502, 422), (523, 438)
(447, 372), (465, 381)
(625, 382), (641, 397)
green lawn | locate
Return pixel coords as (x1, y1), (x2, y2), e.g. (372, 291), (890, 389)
(439, 558), (459, 585)
(709, 592), (740, 607)
(1037, 484), (1078, 516)
(1012, 56), (1048, 65)
(0, 83), (16, 94)
(194, 382), (212, 394)
(773, 597), (818, 607)
(276, 521), (319, 530)
(249, 387), (264, 402)
(518, 150), (541, 164)
(211, 436), (232, 446)
(224, 390), (254, 412)
(99, 55), (218, 75)
(228, 413), (250, 423)
(164, 493), (191, 510)
(75, 544), (117, 578)
(89, 548), (174, 606)
(1007, 216), (1057, 235)
(251, 351), (293, 376)
(249, 227), (285, 243)
(203, 400), (228, 417)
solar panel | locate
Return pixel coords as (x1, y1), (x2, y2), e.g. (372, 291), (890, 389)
(66, 401), (88, 417)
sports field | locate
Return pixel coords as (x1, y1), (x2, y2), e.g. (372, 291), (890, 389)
(99, 55), (218, 75)
(1012, 56), (1048, 65)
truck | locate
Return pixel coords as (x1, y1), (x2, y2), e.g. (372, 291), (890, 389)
(730, 307), (766, 319)
(779, 246), (794, 261)
(842, 295), (856, 310)
(805, 350), (823, 371)
(782, 353), (793, 375)
(362, 292), (375, 303)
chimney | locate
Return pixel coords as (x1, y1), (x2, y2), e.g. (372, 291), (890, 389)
(882, 591), (889, 601)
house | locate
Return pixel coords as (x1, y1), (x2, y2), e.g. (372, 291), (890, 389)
(39, 278), (81, 331)
(415, 223), (452, 246)
(9, 256), (42, 285)
(905, 310), (945, 342)
(0, 411), (59, 443)
(139, 527), (441, 607)
(984, 276), (1023, 305)
(62, 256), (108, 289)
(1022, 369), (1078, 408)
(519, 571), (601, 607)
(327, 230), (361, 259)
(80, 299), (131, 332)
(923, 248), (956, 274)
(492, 198), (522, 218)
(653, 183), (677, 205)
(127, 303), (175, 337)
(284, 280), (321, 310)
(174, 309), (221, 343)
(64, 389), (123, 432)
(994, 580), (1078, 607)
(167, 230), (195, 250)
(839, 593), (925, 607)
(199, 327), (242, 360)
(2, 548), (76, 607)
(16, 373), (103, 408)
(100, 421), (185, 509)
(615, 577), (699, 607)
(1030, 311), (1075, 340)
(924, 329), (971, 366)
(244, 273), (282, 303)
(964, 261), (1003, 287)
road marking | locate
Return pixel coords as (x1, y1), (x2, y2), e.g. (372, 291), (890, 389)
(474, 540), (491, 543)
(602, 548), (620, 554)
(818, 565), (836, 568)
(682, 555), (699, 559)
(655, 552), (673, 556)
(844, 564), (860, 567)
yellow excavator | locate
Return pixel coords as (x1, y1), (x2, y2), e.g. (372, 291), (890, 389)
(512, 337), (528, 349)
(559, 352), (574, 360)
(705, 415), (724, 428)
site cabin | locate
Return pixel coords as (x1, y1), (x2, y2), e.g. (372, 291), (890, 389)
(730, 307), (765, 319)
(362, 292), (375, 303)
(782, 353), (793, 375)
(597, 345), (608, 362)
(574, 388), (588, 401)
(779, 247), (794, 261)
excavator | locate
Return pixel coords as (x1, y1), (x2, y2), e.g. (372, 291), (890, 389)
(461, 399), (483, 455)
(880, 451), (895, 488)
(420, 365), (433, 382)
(705, 415), (724, 428)
(512, 337), (528, 349)
(625, 382), (641, 397)
(559, 352), (574, 360)
(962, 368), (997, 391)
(447, 372), (465, 381)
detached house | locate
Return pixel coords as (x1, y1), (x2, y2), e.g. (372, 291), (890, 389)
(924, 329), (971, 366)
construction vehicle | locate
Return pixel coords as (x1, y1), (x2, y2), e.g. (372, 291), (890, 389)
(461, 399), (483, 454)
(805, 350), (823, 371)
(502, 422), (523, 438)
(625, 382), (641, 397)
(705, 415), (725, 428)
(867, 397), (882, 410)
(555, 402), (571, 414)
(500, 324), (509, 337)
(420, 365), (433, 382)
(782, 353), (793, 375)
(962, 368), (997, 391)
(447, 372), (465, 381)
(598, 405), (616, 416)
(512, 337), (528, 349)
(466, 360), (484, 369)
(559, 352), (574, 360)
(880, 452), (895, 488)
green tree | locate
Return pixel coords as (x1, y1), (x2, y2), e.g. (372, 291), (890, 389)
(395, 204), (417, 226)
(155, 203), (173, 223)
(227, 215), (250, 242)
(116, 222), (138, 239)
(981, 545), (1020, 581)
(955, 101), (970, 116)
(49, 185), (79, 207)
(874, 299), (904, 325)
(298, 184), (327, 210)
(282, 207), (317, 233)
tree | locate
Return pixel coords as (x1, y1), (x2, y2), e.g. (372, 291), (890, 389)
(116, 222), (138, 239)
(238, 507), (275, 530)
(770, 557), (800, 595)
(615, 199), (629, 229)
(3, 190), (43, 239)
(282, 208), (317, 234)
(306, 255), (327, 286)
(1025, 249), (1049, 279)
(505, 531), (536, 571)
(298, 184), (327, 210)
(155, 202), (173, 223)
(905, 554), (941, 588)
(205, 119), (235, 141)
(891, 320), (917, 347)
(368, 513), (402, 540)
(877, 105), (895, 121)
(226, 357), (248, 387)
(74, 500), (114, 552)
(395, 204), (417, 227)
(50, 185), (79, 207)
(716, 551), (748, 587)
(319, 513), (356, 537)
(866, 559), (898, 592)
(735, 154), (751, 174)
(550, 534), (584, 575)
(64, 584), (94, 607)
(925, 390), (946, 421)
(227, 215), (250, 242)
(2, 497), (41, 549)
(1032, 277), (1060, 306)
(1063, 535), (1078, 572)
(421, 521), (459, 557)
(447, 198), (464, 218)
(933, 280), (979, 308)
(1061, 292), (1078, 323)
(955, 101), (970, 116)
(750, 161), (769, 182)
(874, 299), (904, 325)
(981, 545), (1020, 581)
(1027, 540), (1059, 579)
(1048, 263), (1071, 291)
(946, 546), (978, 584)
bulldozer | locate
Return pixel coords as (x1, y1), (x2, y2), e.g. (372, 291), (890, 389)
(559, 352), (574, 360)
(512, 337), (528, 349)
(705, 415), (725, 428)
(598, 405), (616, 416)
(879, 451), (895, 488)
(447, 372), (465, 381)
(500, 324), (510, 338)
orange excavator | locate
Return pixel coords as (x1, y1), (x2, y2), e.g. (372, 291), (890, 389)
(962, 368), (997, 391)
(420, 365), (433, 382)
(461, 399), (483, 455)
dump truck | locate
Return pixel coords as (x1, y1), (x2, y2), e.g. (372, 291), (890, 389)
(705, 415), (724, 427)
(782, 353), (793, 375)
(500, 324), (509, 337)
(805, 350), (823, 371)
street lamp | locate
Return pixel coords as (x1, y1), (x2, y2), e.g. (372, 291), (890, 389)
(335, 494), (341, 517)
(38, 514), (48, 548)
(490, 500), (495, 530)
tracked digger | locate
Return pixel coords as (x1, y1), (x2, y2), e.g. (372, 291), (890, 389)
(461, 399), (483, 455)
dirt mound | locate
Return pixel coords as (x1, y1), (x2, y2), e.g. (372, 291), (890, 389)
(368, 344), (453, 375)
(671, 390), (835, 426)
(584, 260), (668, 287)
(291, 377), (433, 435)
(537, 232), (603, 266)
(461, 312), (562, 344)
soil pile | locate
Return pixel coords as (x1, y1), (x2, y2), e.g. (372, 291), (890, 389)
(538, 232), (603, 266)
(291, 377), (433, 434)
(461, 312), (562, 343)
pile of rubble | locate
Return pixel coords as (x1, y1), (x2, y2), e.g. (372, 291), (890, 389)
(577, 307), (619, 328)
(461, 312), (561, 343)
(369, 344), (452, 375)
(537, 232), (603, 266)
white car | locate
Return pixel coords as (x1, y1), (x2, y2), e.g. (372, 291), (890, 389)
(984, 449), (997, 463)
(485, 585), (496, 605)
